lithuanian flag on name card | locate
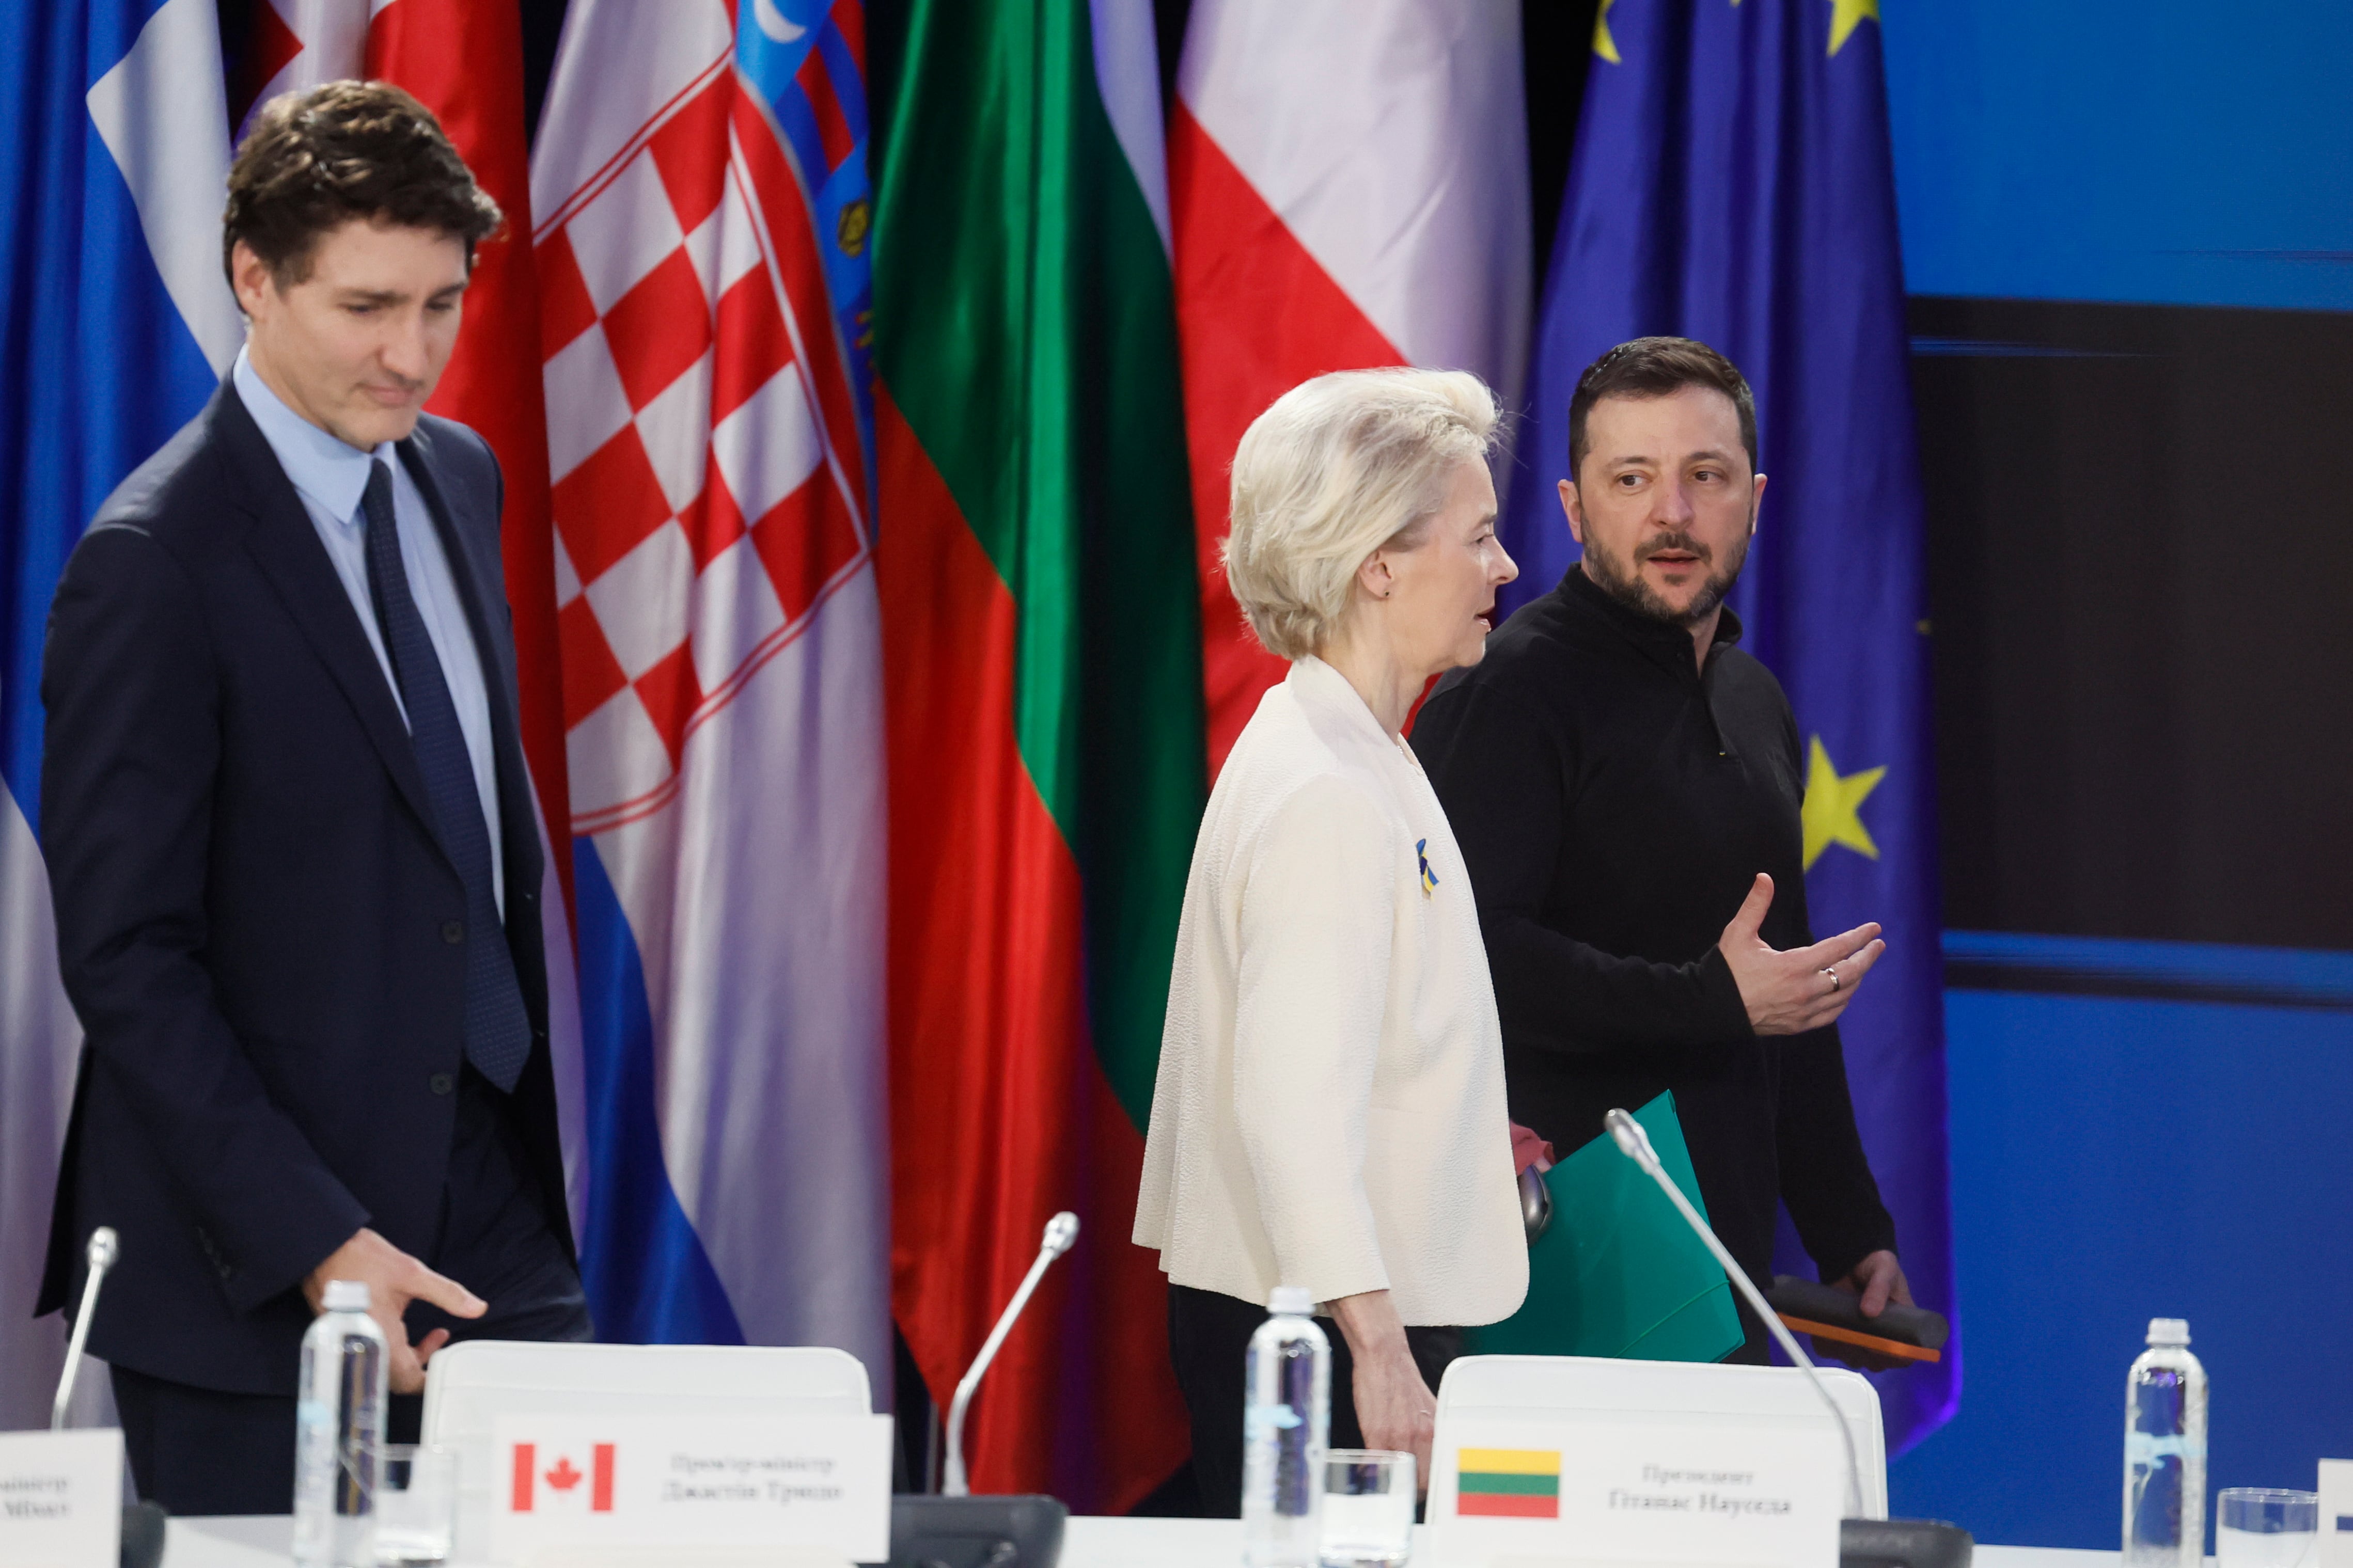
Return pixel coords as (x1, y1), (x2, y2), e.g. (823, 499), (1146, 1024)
(1455, 1448), (1563, 1518)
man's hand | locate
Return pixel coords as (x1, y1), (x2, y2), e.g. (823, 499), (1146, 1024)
(1328, 1290), (1437, 1492)
(1811, 1250), (1916, 1371)
(1836, 1250), (1912, 1317)
(305, 1228), (485, 1395)
(1718, 874), (1886, 1036)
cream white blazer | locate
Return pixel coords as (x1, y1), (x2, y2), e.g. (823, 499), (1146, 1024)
(1134, 656), (1528, 1325)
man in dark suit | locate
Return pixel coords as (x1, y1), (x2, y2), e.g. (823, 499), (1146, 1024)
(36, 82), (590, 1515)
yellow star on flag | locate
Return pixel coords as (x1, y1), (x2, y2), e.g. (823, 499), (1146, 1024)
(1829, 0), (1879, 55)
(1593, 0), (1622, 64)
(1801, 736), (1886, 871)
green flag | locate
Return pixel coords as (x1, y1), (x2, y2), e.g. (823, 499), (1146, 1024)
(872, 0), (1205, 1508)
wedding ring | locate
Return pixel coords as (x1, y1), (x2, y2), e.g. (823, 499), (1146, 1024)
(1824, 967), (1842, 993)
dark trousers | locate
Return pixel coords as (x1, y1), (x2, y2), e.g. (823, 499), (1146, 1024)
(113, 1072), (592, 1516)
(1168, 1282), (1462, 1519)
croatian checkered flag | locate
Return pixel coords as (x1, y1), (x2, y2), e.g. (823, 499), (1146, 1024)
(531, 0), (888, 1374)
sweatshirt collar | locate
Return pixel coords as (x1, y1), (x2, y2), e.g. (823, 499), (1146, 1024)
(1558, 561), (1744, 675)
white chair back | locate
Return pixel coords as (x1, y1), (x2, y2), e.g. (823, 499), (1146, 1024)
(421, 1341), (875, 1562)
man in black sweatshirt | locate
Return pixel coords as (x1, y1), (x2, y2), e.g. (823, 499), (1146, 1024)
(1413, 337), (1908, 1361)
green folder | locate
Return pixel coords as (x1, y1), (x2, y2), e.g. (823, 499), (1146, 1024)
(1468, 1092), (1744, 1363)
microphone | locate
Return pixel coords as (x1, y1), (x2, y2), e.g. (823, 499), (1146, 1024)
(46, 1226), (172, 1568)
(942, 1211), (1078, 1497)
(52, 1226), (118, 1431)
(1604, 1112), (1973, 1568)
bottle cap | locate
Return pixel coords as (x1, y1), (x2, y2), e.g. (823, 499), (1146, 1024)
(2146, 1317), (2190, 1347)
(1267, 1286), (1314, 1316)
(322, 1279), (371, 1312)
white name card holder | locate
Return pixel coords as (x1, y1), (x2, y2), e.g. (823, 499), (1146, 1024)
(2318, 1459), (2353, 1568)
(0, 1428), (123, 1568)
(420, 1340), (882, 1566)
(490, 1413), (891, 1567)
(1426, 1354), (1885, 1568)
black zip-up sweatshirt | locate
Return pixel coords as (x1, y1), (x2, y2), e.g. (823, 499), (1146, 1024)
(1413, 565), (1895, 1355)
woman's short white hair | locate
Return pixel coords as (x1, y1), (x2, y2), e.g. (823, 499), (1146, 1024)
(1223, 367), (1499, 661)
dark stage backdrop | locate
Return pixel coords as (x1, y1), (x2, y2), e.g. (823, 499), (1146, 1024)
(1915, 297), (2353, 955)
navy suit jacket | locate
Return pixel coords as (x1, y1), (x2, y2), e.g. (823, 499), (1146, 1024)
(36, 382), (571, 1396)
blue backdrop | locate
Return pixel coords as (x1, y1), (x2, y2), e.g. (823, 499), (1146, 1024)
(1877, 0), (2353, 1545)
(1893, 941), (2353, 1546)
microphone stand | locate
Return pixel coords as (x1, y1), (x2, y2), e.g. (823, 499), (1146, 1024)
(889, 1215), (1078, 1568)
(1604, 1110), (1973, 1568)
(52, 1226), (117, 1431)
(48, 1226), (169, 1568)
(943, 1212), (1077, 1497)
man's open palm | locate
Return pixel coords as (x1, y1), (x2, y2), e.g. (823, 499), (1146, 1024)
(1718, 873), (1886, 1035)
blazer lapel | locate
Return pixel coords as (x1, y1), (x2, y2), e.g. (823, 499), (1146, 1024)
(398, 425), (545, 899)
(215, 385), (449, 868)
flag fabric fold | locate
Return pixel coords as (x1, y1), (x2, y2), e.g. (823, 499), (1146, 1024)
(532, 0), (889, 1380)
(871, 0), (1204, 1508)
(1498, 0), (1958, 1451)
(0, 0), (238, 1428)
(1172, 0), (1530, 774)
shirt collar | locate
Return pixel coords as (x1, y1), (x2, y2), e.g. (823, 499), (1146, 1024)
(1558, 561), (1744, 669)
(232, 346), (396, 527)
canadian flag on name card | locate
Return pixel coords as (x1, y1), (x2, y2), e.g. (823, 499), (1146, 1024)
(509, 1442), (618, 1514)
(489, 1414), (893, 1563)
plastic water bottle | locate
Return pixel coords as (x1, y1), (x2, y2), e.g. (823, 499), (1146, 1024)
(2124, 1316), (2208, 1568)
(1243, 1286), (1331, 1567)
(294, 1279), (387, 1568)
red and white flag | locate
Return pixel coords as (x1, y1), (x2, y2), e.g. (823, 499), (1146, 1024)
(1171, 0), (1532, 771)
(529, 0), (889, 1367)
(509, 1442), (617, 1514)
(234, 0), (377, 125)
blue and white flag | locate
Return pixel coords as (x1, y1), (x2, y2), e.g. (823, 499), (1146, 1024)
(0, 0), (239, 1427)
(1497, 0), (1958, 1450)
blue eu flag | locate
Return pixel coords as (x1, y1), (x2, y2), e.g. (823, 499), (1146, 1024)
(1499, 0), (1957, 1449)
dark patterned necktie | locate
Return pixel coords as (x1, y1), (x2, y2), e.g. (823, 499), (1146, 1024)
(360, 460), (531, 1092)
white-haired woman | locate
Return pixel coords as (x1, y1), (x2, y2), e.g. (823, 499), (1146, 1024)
(1134, 368), (1528, 1511)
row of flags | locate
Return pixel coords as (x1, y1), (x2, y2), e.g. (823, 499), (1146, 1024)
(0, 0), (1952, 1512)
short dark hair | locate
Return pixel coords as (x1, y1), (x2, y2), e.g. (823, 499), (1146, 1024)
(1566, 336), (1759, 480)
(223, 81), (501, 291)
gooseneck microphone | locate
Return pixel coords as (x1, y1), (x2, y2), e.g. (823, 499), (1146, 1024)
(1604, 1111), (1974, 1568)
(51, 1226), (118, 1431)
(942, 1211), (1079, 1497)
(1605, 1111), (1866, 1513)
(48, 1226), (173, 1568)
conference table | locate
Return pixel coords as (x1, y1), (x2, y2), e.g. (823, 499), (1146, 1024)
(160, 1515), (2121, 1567)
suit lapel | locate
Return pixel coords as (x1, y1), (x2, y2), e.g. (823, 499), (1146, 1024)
(217, 385), (449, 866)
(399, 424), (545, 899)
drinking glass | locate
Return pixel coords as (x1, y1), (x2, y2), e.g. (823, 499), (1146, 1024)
(2218, 1488), (2320, 1568)
(1321, 1449), (1415, 1568)
(374, 1444), (455, 1567)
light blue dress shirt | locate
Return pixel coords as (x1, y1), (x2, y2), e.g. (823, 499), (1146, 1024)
(234, 348), (504, 914)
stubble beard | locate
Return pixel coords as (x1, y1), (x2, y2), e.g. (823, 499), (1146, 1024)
(1580, 527), (1750, 628)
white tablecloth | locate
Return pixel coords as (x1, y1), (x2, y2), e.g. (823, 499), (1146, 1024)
(160, 1513), (2123, 1568)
